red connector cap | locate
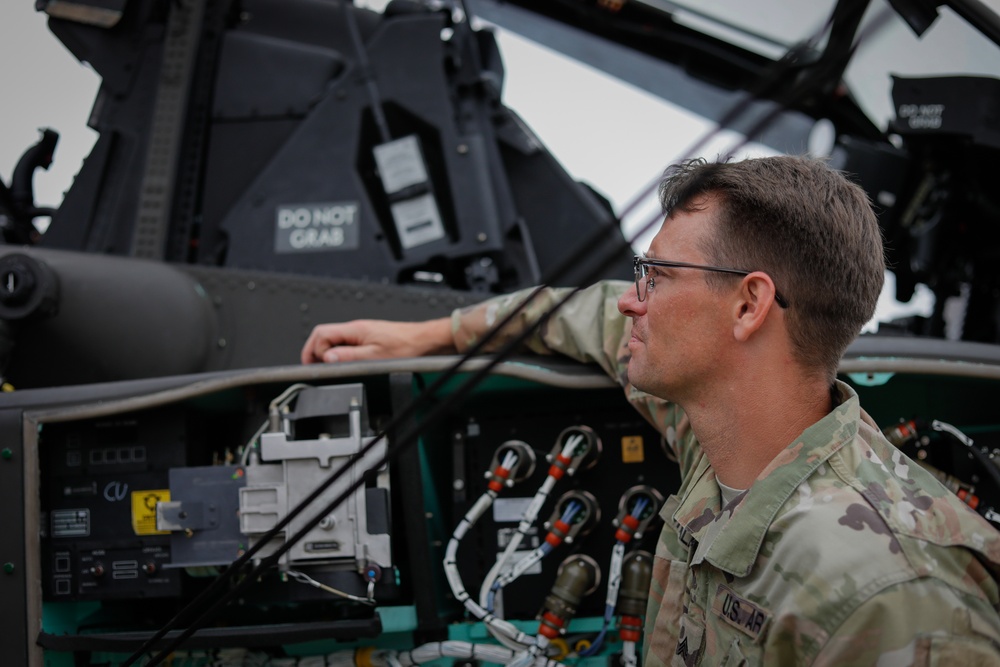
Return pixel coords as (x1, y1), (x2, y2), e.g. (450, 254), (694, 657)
(538, 611), (566, 639)
(488, 465), (512, 492)
(548, 453), (572, 480)
(619, 615), (643, 642)
(614, 514), (640, 543)
(545, 519), (572, 547)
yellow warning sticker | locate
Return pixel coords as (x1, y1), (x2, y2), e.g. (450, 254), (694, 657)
(132, 489), (170, 536)
(621, 436), (645, 463)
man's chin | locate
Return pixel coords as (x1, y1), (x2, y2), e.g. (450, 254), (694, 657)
(626, 364), (672, 400)
(625, 363), (647, 392)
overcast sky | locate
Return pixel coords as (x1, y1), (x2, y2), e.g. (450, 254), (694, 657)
(0, 2), (100, 212)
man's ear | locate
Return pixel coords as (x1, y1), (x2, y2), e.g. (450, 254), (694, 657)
(732, 272), (779, 342)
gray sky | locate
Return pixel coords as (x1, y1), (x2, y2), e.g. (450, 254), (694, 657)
(0, 2), (100, 210)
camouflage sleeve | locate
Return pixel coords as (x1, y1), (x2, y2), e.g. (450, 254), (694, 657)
(449, 281), (696, 471)
(450, 281), (630, 379)
(807, 579), (1000, 666)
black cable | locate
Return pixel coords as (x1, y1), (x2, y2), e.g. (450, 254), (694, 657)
(131, 1), (887, 662)
(135, 8), (873, 661)
(139, 57), (852, 667)
(128, 230), (628, 665)
(126, 210), (626, 665)
(615, 6), (842, 224)
(131, 219), (627, 667)
(946, 0), (1000, 49)
(140, 234), (635, 666)
(619, 1), (894, 227)
(344, 1), (392, 144)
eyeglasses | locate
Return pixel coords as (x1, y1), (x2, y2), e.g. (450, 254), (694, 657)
(633, 255), (790, 308)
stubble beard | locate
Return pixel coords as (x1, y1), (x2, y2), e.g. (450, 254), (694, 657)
(626, 354), (681, 403)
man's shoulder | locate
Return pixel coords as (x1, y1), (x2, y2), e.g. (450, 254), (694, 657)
(835, 426), (1000, 554)
(766, 429), (1000, 608)
(750, 466), (1000, 661)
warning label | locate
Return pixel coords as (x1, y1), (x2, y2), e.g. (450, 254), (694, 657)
(621, 436), (645, 463)
(274, 202), (360, 253)
(132, 489), (170, 536)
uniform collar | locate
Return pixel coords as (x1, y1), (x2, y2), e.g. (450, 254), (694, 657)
(671, 381), (861, 576)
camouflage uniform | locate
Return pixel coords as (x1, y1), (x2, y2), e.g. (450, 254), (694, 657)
(450, 280), (1000, 665)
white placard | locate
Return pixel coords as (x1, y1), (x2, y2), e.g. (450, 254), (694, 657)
(373, 135), (429, 194)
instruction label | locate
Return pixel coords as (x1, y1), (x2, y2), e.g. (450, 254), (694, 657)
(51, 509), (90, 538)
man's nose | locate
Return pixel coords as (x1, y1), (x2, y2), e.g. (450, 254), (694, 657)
(618, 285), (645, 317)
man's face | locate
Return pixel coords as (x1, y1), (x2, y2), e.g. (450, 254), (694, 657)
(617, 201), (734, 401)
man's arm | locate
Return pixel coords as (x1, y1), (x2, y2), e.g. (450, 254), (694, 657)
(300, 280), (690, 467)
(448, 281), (630, 379)
(300, 318), (456, 364)
(302, 281), (632, 376)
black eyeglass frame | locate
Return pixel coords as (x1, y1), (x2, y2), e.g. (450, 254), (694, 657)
(633, 255), (790, 309)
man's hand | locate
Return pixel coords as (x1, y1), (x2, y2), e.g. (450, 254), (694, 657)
(300, 318), (457, 364)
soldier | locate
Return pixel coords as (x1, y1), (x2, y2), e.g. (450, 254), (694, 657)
(302, 156), (1000, 665)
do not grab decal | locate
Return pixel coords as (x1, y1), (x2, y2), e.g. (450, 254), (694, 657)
(274, 202), (360, 253)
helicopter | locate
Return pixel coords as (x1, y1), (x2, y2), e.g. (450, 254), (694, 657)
(3, 1), (1000, 665)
